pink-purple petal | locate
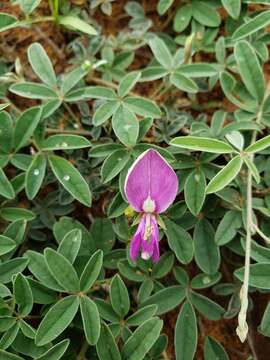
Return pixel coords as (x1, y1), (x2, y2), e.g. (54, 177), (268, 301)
(124, 150), (152, 212)
(151, 216), (160, 263)
(129, 215), (145, 261)
(125, 149), (178, 213)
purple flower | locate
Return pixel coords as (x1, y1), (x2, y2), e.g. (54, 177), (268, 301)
(124, 149), (178, 263)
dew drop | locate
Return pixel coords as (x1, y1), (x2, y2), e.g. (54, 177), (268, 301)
(33, 169), (40, 176)
(202, 276), (211, 284)
(63, 175), (70, 181)
(61, 142), (68, 148)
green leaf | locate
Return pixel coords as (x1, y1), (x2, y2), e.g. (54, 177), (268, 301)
(91, 218), (115, 253)
(41, 134), (91, 150)
(107, 192), (128, 218)
(80, 296), (100, 345)
(28, 278), (57, 305)
(204, 336), (229, 360)
(28, 43), (57, 87)
(177, 64), (217, 78)
(234, 40), (265, 102)
(164, 218), (193, 264)
(246, 135), (270, 153)
(173, 5), (192, 32)
(112, 105), (139, 146)
(192, 1), (221, 27)
(65, 86), (116, 101)
(110, 274), (130, 318)
(225, 130), (244, 151)
(184, 170), (206, 216)
(206, 155), (243, 194)
(19, 319), (35, 339)
(0, 207), (35, 221)
(122, 318), (163, 360)
(48, 155), (92, 206)
(259, 301), (270, 337)
(126, 305), (157, 326)
(138, 117), (153, 141)
(194, 219), (220, 275)
(101, 149), (130, 183)
(0, 235), (16, 255)
(14, 106), (42, 151)
(0, 168), (15, 200)
(44, 248), (80, 292)
(35, 295), (79, 346)
(118, 71), (141, 98)
(0, 258), (28, 284)
(232, 10), (270, 40)
(89, 143), (124, 158)
(235, 263), (270, 289)
(189, 291), (224, 320)
(0, 323), (19, 350)
(10, 82), (58, 99)
(118, 260), (147, 282)
(0, 111), (13, 153)
(220, 71), (257, 112)
(61, 64), (90, 94)
(170, 72), (198, 93)
(92, 101), (120, 126)
(96, 323), (121, 360)
(215, 210), (242, 246)
(0, 349), (23, 360)
(141, 66), (169, 81)
(175, 302), (197, 360)
(148, 37), (172, 70)
(26, 250), (64, 292)
(25, 154), (46, 200)
(0, 13), (18, 32)
(157, 0), (174, 15)
(124, 97), (161, 118)
(140, 286), (186, 315)
(18, 0), (41, 15)
(191, 273), (221, 290)
(35, 339), (70, 360)
(58, 15), (97, 35)
(80, 249), (103, 291)
(221, 0), (241, 19)
(170, 136), (234, 153)
(58, 229), (81, 264)
(14, 273), (33, 316)
(152, 252), (174, 279)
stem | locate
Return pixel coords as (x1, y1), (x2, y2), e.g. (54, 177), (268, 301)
(22, 16), (54, 25)
(63, 102), (81, 128)
(53, 0), (59, 19)
(77, 341), (89, 360)
(162, 351), (170, 360)
(236, 99), (266, 341)
(252, 223), (270, 244)
(236, 150), (253, 342)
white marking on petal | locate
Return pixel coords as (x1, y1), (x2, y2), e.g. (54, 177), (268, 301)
(143, 196), (155, 213)
(141, 251), (151, 260)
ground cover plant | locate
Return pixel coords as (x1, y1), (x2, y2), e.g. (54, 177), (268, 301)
(1, 0), (270, 359)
